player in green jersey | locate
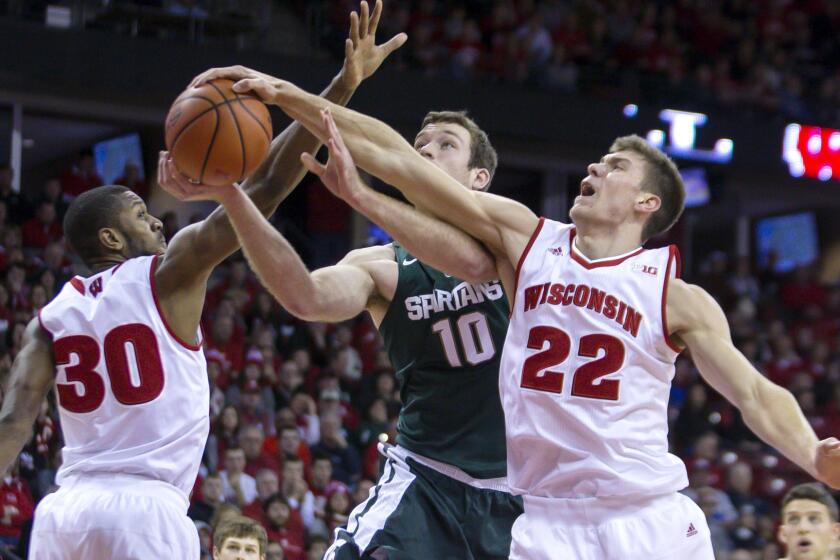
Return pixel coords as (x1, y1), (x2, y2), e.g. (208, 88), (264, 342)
(162, 85), (523, 560)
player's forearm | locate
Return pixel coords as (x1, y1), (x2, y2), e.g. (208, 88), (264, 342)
(738, 379), (821, 479)
(0, 419), (31, 474)
(214, 187), (323, 317)
(351, 185), (498, 283)
(215, 188), (369, 322)
(241, 75), (356, 214)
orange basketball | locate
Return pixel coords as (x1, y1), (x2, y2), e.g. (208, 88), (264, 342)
(164, 79), (272, 187)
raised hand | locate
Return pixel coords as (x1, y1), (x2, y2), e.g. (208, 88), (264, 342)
(156, 151), (238, 203)
(815, 437), (840, 489)
(185, 1), (406, 100)
(339, 0), (407, 90)
(300, 109), (365, 205)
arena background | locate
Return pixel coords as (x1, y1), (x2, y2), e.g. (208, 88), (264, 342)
(0, 1), (839, 559)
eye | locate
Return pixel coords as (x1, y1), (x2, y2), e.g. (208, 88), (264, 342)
(441, 141), (454, 149)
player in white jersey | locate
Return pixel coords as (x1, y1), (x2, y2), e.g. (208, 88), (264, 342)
(0, 16), (404, 557)
(200, 78), (840, 559)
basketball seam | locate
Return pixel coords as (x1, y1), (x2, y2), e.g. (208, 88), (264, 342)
(199, 99), (221, 185)
(168, 96), (216, 151)
(208, 81), (247, 182)
(234, 93), (272, 143)
(169, 104), (219, 179)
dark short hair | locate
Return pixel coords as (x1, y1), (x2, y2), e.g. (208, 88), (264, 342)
(213, 515), (267, 555)
(63, 185), (130, 266)
(609, 135), (685, 242)
(782, 483), (839, 522)
(263, 492), (289, 513)
(421, 110), (498, 188)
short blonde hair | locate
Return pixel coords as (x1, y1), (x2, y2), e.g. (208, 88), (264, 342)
(213, 515), (268, 555)
(609, 135), (685, 241)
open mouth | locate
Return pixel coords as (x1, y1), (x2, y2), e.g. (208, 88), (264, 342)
(796, 538), (813, 551)
(580, 181), (596, 196)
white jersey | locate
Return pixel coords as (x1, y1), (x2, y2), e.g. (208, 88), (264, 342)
(499, 219), (687, 499)
(38, 255), (209, 497)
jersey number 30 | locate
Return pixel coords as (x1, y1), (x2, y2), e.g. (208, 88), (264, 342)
(54, 323), (165, 413)
(520, 326), (625, 401)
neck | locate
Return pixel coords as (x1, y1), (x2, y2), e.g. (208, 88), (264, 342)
(573, 221), (644, 261)
(87, 256), (126, 274)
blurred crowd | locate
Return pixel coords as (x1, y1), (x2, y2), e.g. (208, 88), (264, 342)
(304, 0), (840, 125)
(0, 151), (836, 560)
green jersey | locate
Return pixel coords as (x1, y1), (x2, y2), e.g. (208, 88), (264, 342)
(378, 243), (510, 479)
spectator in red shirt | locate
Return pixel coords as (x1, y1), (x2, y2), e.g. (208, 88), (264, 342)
(240, 424), (281, 478)
(0, 463), (34, 548)
(263, 493), (305, 560)
(60, 150), (102, 199)
(242, 468), (280, 524)
(278, 425), (311, 474)
(21, 201), (62, 250)
(281, 456), (315, 530)
(207, 313), (246, 374)
(323, 481), (352, 534)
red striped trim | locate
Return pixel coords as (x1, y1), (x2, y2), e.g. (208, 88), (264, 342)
(662, 245), (683, 354)
(149, 254), (202, 351)
(510, 217), (546, 316)
(569, 229), (646, 269)
(69, 277), (85, 295)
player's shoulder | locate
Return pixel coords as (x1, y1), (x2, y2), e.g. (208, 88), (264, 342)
(339, 244), (396, 266)
(666, 279), (724, 332)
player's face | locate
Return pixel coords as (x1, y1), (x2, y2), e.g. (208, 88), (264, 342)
(778, 500), (840, 560)
(214, 536), (264, 560)
(570, 150), (651, 231)
(413, 123), (486, 190)
(116, 192), (166, 257)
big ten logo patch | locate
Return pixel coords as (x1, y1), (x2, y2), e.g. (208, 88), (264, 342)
(632, 264), (658, 276)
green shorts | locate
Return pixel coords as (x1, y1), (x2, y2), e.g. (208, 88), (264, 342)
(326, 447), (523, 560)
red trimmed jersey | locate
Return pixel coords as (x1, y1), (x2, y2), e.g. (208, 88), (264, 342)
(499, 218), (687, 499)
(39, 255), (208, 496)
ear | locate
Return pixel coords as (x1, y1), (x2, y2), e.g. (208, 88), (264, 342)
(777, 523), (788, 547)
(635, 192), (661, 215)
(97, 227), (124, 253)
(469, 167), (491, 191)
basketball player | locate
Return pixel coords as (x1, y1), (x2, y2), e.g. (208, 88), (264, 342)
(778, 483), (840, 560)
(187, 75), (840, 558)
(161, 107), (523, 559)
(0, 5), (404, 556)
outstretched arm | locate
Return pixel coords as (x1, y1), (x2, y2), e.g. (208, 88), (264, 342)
(158, 0), (406, 284)
(154, 1), (405, 342)
(164, 162), (395, 324)
(0, 319), (54, 474)
(194, 72), (538, 268)
(668, 279), (840, 489)
(300, 110), (498, 284)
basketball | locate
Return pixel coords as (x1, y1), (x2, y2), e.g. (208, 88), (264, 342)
(164, 78), (272, 187)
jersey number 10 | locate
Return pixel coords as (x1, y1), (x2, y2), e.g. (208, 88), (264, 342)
(54, 323), (165, 413)
(431, 311), (496, 368)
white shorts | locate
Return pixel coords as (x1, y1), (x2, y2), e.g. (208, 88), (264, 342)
(510, 491), (714, 560)
(29, 474), (199, 560)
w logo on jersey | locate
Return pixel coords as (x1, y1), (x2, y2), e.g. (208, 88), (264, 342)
(90, 277), (104, 298)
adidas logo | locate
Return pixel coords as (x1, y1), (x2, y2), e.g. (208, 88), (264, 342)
(548, 246), (564, 256)
(686, 523), (698, 538)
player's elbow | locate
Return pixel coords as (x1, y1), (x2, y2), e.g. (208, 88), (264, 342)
(459, 253), (498, 284)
